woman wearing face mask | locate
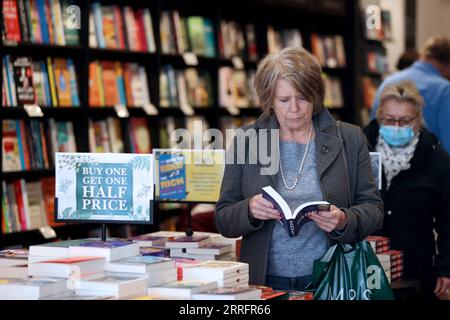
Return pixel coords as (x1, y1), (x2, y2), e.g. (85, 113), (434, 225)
(363, 81), (450, 300)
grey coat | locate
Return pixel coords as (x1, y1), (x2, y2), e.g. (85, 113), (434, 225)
(215, 108), (384, 285)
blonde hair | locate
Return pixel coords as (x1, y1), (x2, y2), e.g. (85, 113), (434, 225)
(376, 81), (426, 128)
(254, 47), (325, 117)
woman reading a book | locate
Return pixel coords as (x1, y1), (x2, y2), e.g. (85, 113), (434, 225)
(363, 81), (450, 299)
(215, 47), (384, 291)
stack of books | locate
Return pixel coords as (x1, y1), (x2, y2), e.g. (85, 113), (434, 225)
(130, 233), (173, 248)
(146, 279), (218, 299)
(181, 260), (250, 288)
(366, 236), (404, 282)
(0, 249), (29, 279)
(170, 243), (233, 261)
(0, 277), (72, 300)
(377, 250), (404, 282)
(105, 256), (177, 287)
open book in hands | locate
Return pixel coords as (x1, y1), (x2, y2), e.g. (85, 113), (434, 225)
(262, 186), (331, 238)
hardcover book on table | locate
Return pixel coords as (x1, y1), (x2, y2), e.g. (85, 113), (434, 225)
(165, 235), (211, 249)
(182, 261), (249, 281)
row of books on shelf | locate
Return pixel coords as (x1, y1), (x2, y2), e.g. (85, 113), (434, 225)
(160, 11), (215, 58)
(2, 0), (79, 45)
(362, 76), (381, 109)
(160, 65), (213, 108)
(89, 60), (150, 107)
(2, 55), (345, 109)
(366, 236), (404, 282)
(219, 20), (258, 61)
(89, 2), (155, 53)
(2, 177), (57, 233)
(2, 119), (77, 172)
(267, 25), (303, 54)
(311, 33), (346, 69)
(2, 115), (234, 172)
(322, 73), (344, 109)
(366, 50), (388, 74)
(2, 55), (79, 107)
(88, 117), (150, 154)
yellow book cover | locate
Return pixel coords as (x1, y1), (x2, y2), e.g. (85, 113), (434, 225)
(154, 149), (225, 202)
(53, 58), (71, 106)
(46, 57), (58, 107)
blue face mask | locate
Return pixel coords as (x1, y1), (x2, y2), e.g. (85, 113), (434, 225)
(379, 125), (415, 147)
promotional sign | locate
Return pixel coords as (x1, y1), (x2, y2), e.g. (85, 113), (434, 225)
(154, 149), (225, 203)
(55, 153), (154, 223)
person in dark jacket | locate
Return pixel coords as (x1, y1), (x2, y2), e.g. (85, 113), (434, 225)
(364, 80), (450, 300)
(215, 47), (383, 290)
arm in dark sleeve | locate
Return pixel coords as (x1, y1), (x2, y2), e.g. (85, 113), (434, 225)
(435, 164), (450, 278)
(330, 127), (384, 243)
(215, 144), (264, 238)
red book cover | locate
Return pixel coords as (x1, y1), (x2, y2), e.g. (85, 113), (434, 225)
(39, 121), (50, 168)
(100, 61), (119, 106)
(14, 180), (26, 230)
(3, 0), (22, 43)
(134, 9), (147, 52)
(41, 176), (63, 227)
(113, 5), (126, 50)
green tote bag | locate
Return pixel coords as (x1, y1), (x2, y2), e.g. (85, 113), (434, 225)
(312, 241), (395, 300)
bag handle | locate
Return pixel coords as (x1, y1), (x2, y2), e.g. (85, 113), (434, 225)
(336, 121), (352, 207)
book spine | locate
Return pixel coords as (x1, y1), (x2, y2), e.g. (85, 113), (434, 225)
(19, 119), (31, 170)
(115, 62), (127, 105)
(20, 179), (32, 230)
(15, 120), (26, 170)
(3, 0), (23, 43)
(143, 8), (156, 53)
(6, 183), (19, 231)
(5, 55), (18, 106)
(17, 0), (30, 42)
(67, 58), (80, 106)
(30, 0), (43, 43)
(46, 57), (58, 107)
(14, 180), (26, 230)
(113, 5), (126, 50)
(92, 2), (105, 48)
(50, 0), (65, 45)
(41, 60), (51, 106)
(36, 0), (49, 43)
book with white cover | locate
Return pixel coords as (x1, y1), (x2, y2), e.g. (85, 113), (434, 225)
(75, 273), (149, 299)
(0, 266), (29, 279)
(218, 274), (249, 288)
(105, 256), (175, 274)
(28, 257), (106, 278)
(192, 286), (261, 300)
(171, 252), (233, 261)
(68, 240), (140, 262)
(182, 261), (249, 281)
(29, 239), (94, 258)
(148, 268), (178, 287)
(147, 280), (218, 299)
(186, 243), (232, 256)
(0, 278), (70, 300)
(0, 249), (29, 267)
(165, 235), (211, 249)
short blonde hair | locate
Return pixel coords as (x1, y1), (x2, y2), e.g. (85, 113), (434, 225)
(376, 81), (426, 128)
(254, 47), (325, 117)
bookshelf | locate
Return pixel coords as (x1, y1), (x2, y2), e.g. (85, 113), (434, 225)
(355, 0), (391, 125)
(1, 0), (359, 249)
